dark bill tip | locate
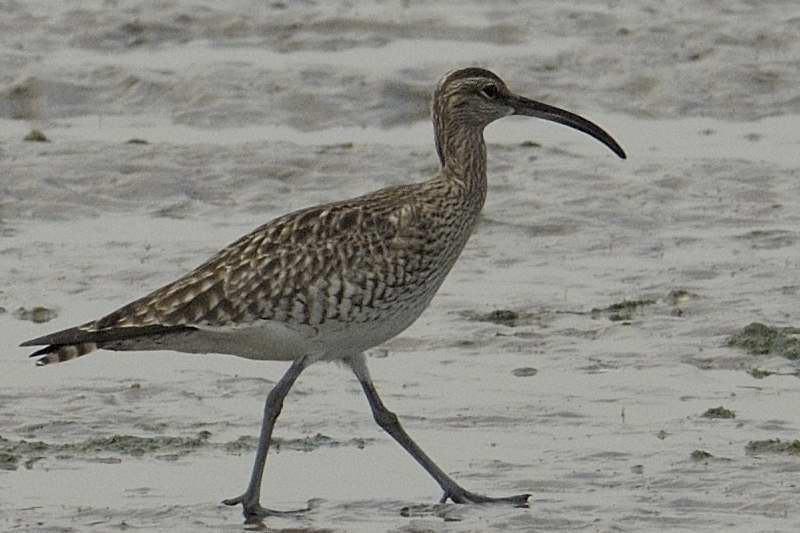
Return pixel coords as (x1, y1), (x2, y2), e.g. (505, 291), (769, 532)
(509, 95), (626, 159)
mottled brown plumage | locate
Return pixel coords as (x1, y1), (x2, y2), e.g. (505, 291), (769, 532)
(24, 176), (484, 365)
(21, 68), (625, 520)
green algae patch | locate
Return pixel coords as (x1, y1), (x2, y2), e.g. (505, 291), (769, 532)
(0, 451), (19, 471)
(460, 309), (532, 327)
(745, 438), (800, 455)
(690, 449), (713, 461)
(13, 305), (57, 323)
(519, 140), (542, 148)
(0, 434), (49, 454)
(4, 430), (370, 467)
(667, 289), (697, 306)
(728, 322), (800, 360)
(591, 299), (656, 322)
(23, 129), (49, 142)
(61, 431), (212, 457)
(273, 433), (370, 452)
(701, 406), (736, 419)
(689, 449), (732, 462)
(225, 433), (371, 454)
(511, 367), (538, 377)
(0, 434), (50, 471)
(0, 431), (212, 466)
(749, 368), (774, 379)
(224, 435), (257, 453)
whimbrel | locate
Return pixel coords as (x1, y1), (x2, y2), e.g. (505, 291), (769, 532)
(22, 68), (625, 520)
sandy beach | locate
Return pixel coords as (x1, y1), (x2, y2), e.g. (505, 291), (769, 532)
(2, 1), (800, 531)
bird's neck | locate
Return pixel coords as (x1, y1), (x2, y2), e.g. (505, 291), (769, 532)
(434, 120), (488, 202)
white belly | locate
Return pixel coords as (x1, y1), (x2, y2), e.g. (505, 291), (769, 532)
(166, 296), (431, 362)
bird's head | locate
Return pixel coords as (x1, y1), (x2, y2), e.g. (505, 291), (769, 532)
(433, 68), (626, 159)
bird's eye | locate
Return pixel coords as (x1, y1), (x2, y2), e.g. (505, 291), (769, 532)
(480, 85), (499, 99)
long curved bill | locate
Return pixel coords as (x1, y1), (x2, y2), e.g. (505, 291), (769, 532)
(508, 94), (626, 159)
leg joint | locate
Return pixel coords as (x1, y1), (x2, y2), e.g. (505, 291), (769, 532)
(374, 408), (400, 429)
(263, 385), (289, 422)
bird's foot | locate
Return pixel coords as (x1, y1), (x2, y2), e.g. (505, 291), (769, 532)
(222, 493), (311, 523)
(440, 487), (530, 507)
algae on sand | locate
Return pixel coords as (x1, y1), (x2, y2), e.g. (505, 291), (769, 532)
(460, 308), (532, 327)
(23, 129), (49, 142)
(728, 322), (800, 360)
(0, 450), (19, 471)
(745, 438), (800, 455)
(13, 305), (57, 323)
(690, 449), (714, 461)
(591, 298), (656, 322)
(0, 432), (213, 469)
(701, 406), (735, 419)
(225, 433), (371, 454)
(63, 431), (213, 456)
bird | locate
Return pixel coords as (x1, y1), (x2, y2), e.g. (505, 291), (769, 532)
(21, 67), (626, 521)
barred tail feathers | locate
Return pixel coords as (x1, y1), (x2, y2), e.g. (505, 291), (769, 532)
(30, 342), (98, 366)
(22, 323), (198, 367)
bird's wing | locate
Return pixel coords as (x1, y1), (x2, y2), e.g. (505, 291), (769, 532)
(92, 184), (435, 330)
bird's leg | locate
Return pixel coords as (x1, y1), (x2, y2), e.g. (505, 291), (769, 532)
(349, 354), (530, 506)
(223, 355), (311, 522)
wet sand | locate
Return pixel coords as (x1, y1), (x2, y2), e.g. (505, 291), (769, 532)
(2, 1), (800, 532)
